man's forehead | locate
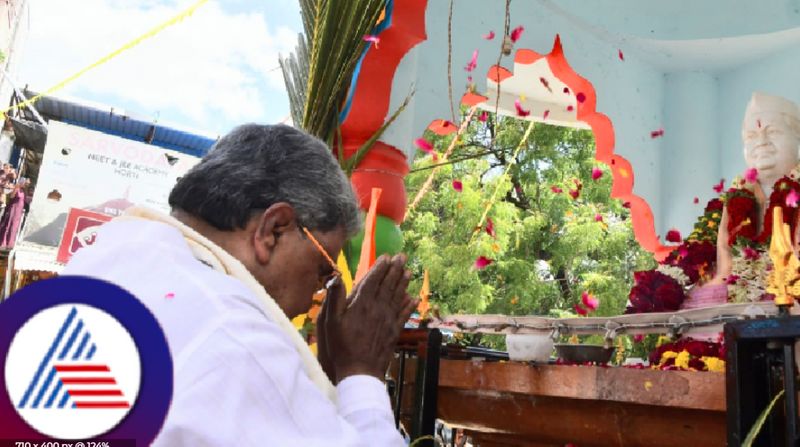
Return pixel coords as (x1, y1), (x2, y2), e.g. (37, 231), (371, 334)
(744, 111), (790, 130)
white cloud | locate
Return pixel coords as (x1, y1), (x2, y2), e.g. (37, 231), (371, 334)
(17, 0), (299, 133)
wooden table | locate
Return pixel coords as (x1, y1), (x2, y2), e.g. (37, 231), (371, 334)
(394, 359), (726, 446)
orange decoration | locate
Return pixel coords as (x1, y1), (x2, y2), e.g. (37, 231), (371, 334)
(355, 188), (383, 284)
(418, 269), (430, 318)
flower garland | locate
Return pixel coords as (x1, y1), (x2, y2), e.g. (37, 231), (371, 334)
(626, 200), (722, 314)
(724, 166), (800, 302)
(649, 337), (726, 372)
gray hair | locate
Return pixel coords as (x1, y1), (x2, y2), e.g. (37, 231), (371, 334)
(169, 124), (361, 235)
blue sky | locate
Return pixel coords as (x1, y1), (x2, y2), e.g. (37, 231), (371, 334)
(16, 0), (302, 138)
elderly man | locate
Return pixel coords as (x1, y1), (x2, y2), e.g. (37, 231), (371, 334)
(63, 124), (416, 446)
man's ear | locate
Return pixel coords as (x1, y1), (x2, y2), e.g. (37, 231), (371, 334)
(252, 203), (298, 265)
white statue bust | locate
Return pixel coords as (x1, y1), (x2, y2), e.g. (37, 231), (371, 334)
(711, 92), (800, 285)
(742, 93), (800, 197)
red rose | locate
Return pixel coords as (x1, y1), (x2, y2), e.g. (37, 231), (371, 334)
(705, 198), (723, 212)
(627, 270), (686, 314)
(726, 193), (758, 245)
(688, 358), (707, 371)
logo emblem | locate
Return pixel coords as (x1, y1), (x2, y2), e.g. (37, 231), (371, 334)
(0, 276), (172, 444)
(6, 304), (141, 439)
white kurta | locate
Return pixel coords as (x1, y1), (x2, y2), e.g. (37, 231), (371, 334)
(62, 219), (405, 446)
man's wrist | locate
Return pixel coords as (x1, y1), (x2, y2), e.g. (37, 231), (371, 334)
(335, 364), (384, 383)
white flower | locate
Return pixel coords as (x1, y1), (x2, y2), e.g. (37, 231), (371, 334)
(656, 264), (690, 287)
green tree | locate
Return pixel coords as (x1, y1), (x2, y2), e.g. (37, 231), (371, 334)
(403, 111), (656, 320)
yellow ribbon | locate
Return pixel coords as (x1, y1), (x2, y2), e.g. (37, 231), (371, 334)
(1, 0), (209, 118)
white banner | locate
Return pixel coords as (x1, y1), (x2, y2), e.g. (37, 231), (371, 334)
(21, 120), (200, 247)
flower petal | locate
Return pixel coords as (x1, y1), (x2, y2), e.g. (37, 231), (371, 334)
(745, 168), (758, 184)
(650, 128), (665, 139)
(576, 92), (586, 103)
(514, 98), (530, 117)
(465, 49), (478, 72)
(414, 137), (438, 161)
(542, 109), (550, 120)
(592, 167), (603, 180)
(665, 229), (682, 243)
(712, 179), (725, 194)
(483, 30), (495, 40)
(594, 213), (603, 222)
(550, 185), (563, 194)
(787, 190), (800, 208)
(474, 256), (493, 270)
(510, 25), (524, 42)
(693, 197), (699, 204)
(452, 180), (463, 192)
(478, 111), (488, 122)
(539, 77), (552, 93)
(363, 35), (380, 48)
(581, 291), (599, 310)
(573, 304), (588, 316)
(566, 105), (574, 112)
(618, 49), (625, 61)
(486, 217), (496, 238)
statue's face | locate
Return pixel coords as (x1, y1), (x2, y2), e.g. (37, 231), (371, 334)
(743, 111), (800, 181)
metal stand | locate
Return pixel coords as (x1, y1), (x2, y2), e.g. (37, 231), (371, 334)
(389, 328), (442, 446)
(726, 313), (800, 446)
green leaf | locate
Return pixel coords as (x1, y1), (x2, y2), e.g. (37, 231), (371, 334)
(743, 389), (784, 447)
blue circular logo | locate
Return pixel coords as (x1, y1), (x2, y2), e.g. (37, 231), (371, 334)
(0, 276), (173, 444)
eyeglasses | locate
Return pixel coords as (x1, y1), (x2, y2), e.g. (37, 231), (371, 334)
(300, 226), (341, 289)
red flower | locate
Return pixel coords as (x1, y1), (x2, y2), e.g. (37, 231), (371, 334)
(726, 192), (758, 245)
(626, 270), (686, 314)
(726, 274), (740, 285)
(665, 229), (682, 243)
(664, 241), (715, 284)
(705, 198), (723, 212)
(743, 246), (760, 261)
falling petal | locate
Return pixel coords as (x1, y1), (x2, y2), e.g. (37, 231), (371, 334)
(594, 213), (603, 222)
(622, 201), (631, 208)
(757, 119), (762, 128)
(581, 291), (599, 311)
(745, 168), (758, 184)
(542, 110), (550, 120)
(573, 304), (588, 316)
(483, 30), (495, 40)
(563, 87), (570, 94)
(650, 128), (665, 139)
(486, 217), (496, 238)
(569, 189), (580, 200)
(679, 245), (689, 258)
(566, 105), (574, 112)
(467, 75), (473, 83)
(693, 197), (699, 204)
(465, 49), (478, 72)
(363, 35), (380, 48)
(539, 77), (552, 93)
(514, 98), (530, 117)
(712, 179), (725, 194)
(665, 229), (682, 243)
(726, 274), (740, 285)
(618, 49), (625, 61)
(474, 256), (493, 270)
(414, 137), (438, 161)
(165, 292), (175, 299)
(452, 180), (463, 192)
(592, 167), (603, 180)
(510, 25), (524, 42)
(479, 111), (488, 122)
(550, 185), (563, 194)
(787, 189), (800, 208)
(515, 184), (523, 195)
(576, 92), (586, 103)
